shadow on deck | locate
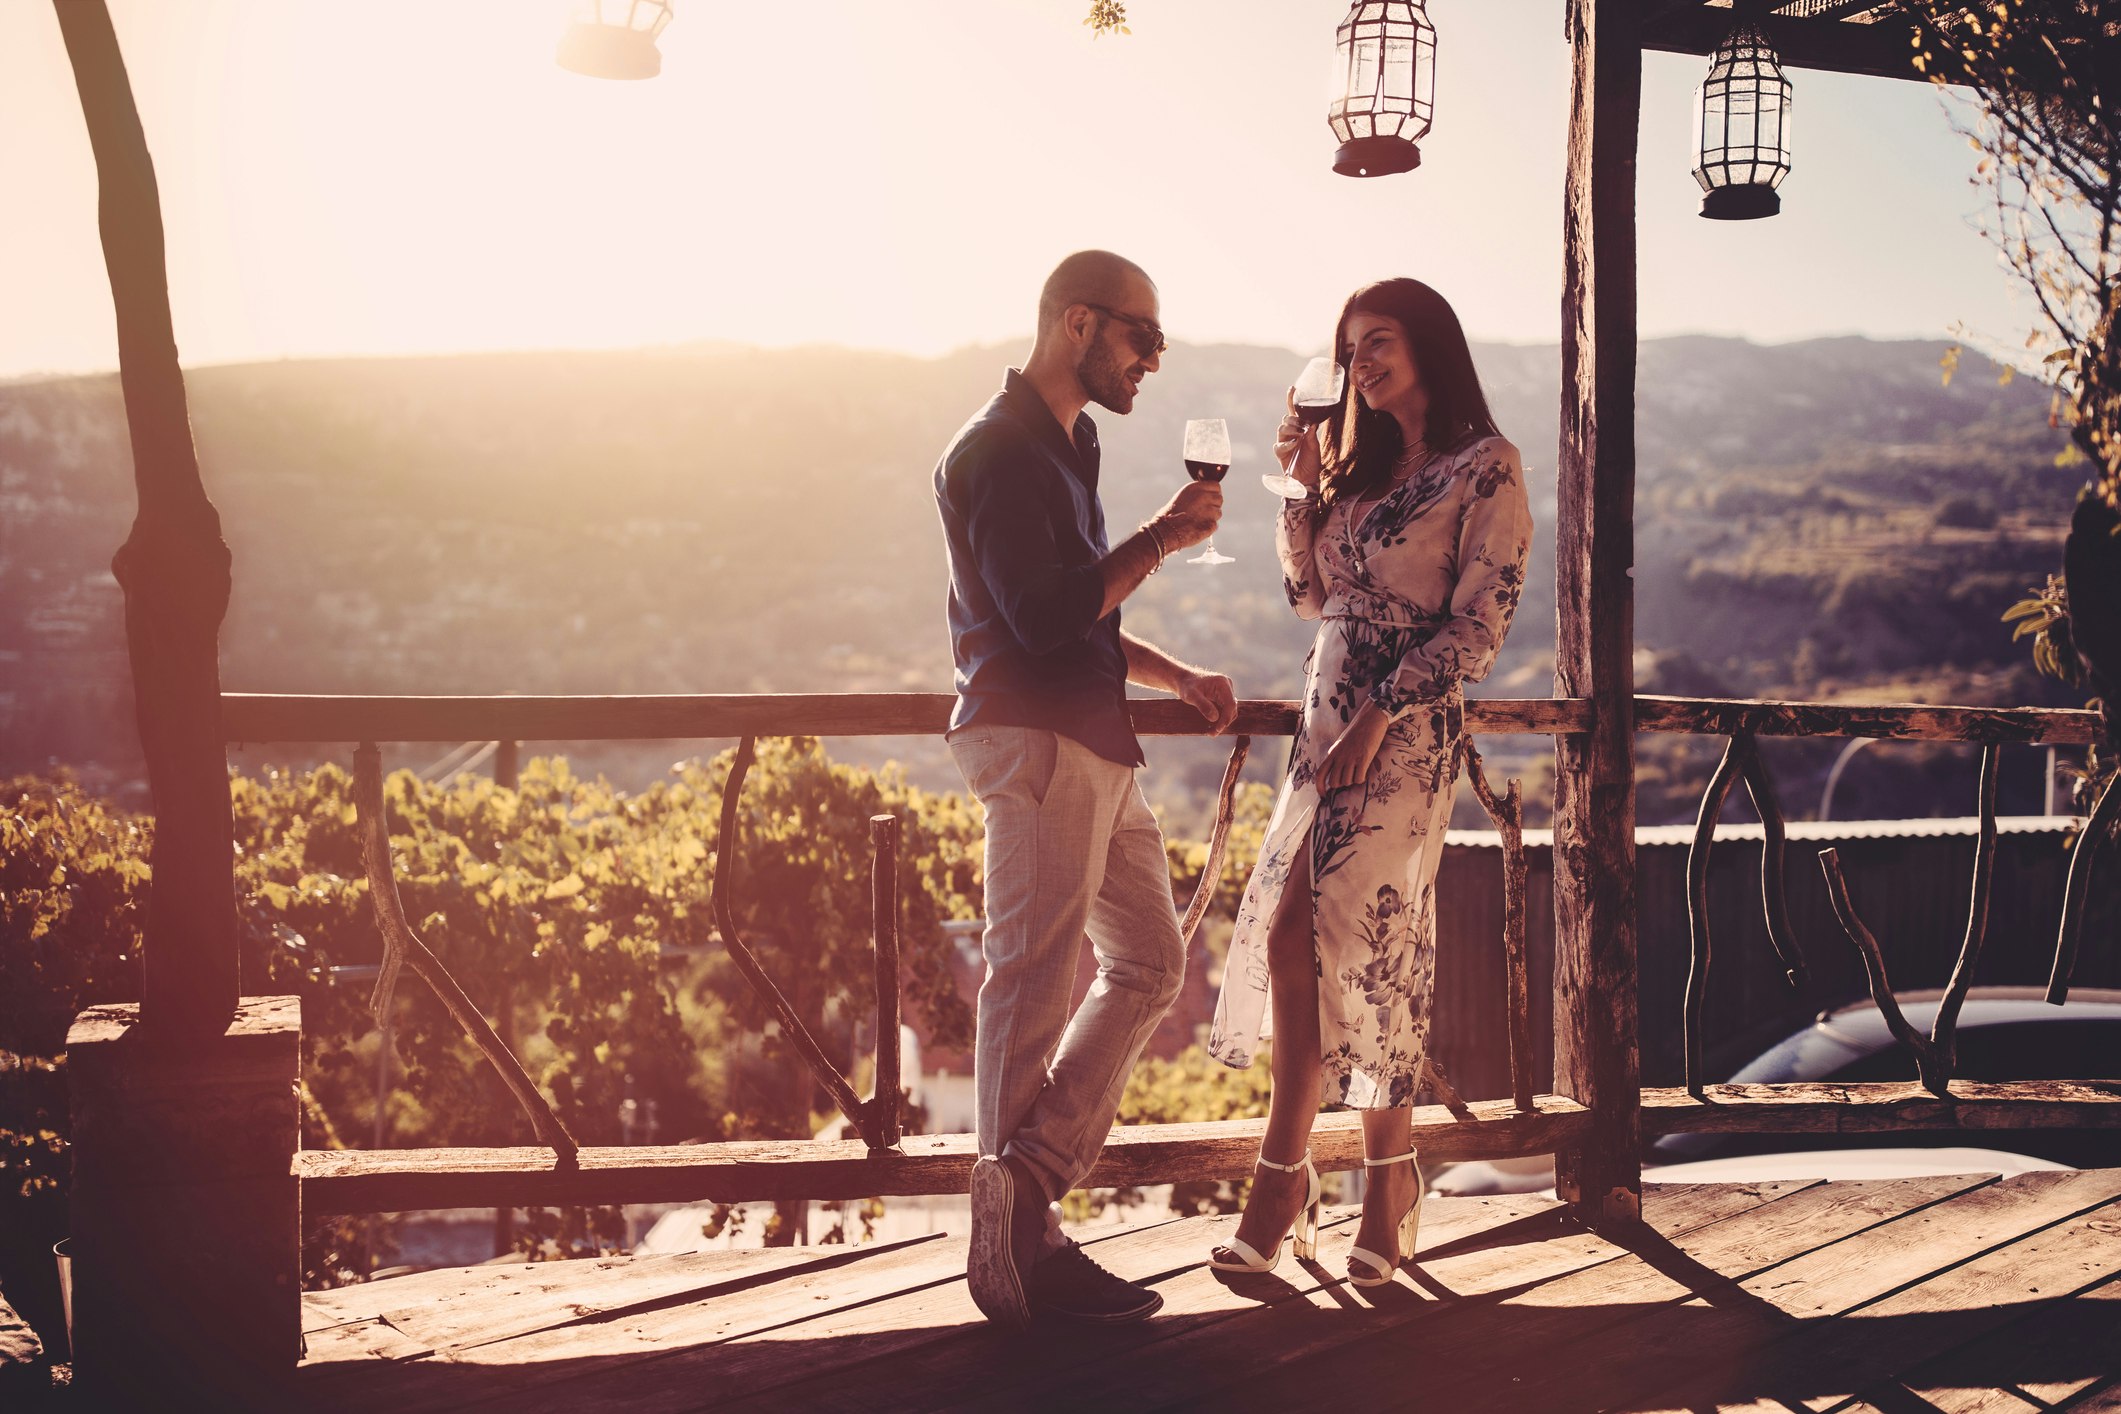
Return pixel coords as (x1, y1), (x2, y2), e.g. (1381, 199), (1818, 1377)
(298, 1172), (2121, 1413)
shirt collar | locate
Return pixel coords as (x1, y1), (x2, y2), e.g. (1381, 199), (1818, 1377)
(1001, 368), (1097, 466)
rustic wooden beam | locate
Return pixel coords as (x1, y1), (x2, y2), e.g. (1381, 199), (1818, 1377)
(1179, 735), (1251, 946)
(68, 998), (302, 1398)
(56, 0), (239, 1038)
(867, 813), (902, 1153)
(1639, 6), (1931, 84)
(220, 692), (2104, 746)
(1634, 696), (2102, 745)
(293, 1096), (1592, 1214)
(1640, 1080), (2121, 1137)
(1553, 0), (1644, 1228)
(217, 693), (1589, 743)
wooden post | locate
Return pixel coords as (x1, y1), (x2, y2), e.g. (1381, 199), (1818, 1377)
(493, 1002), (518, 1257)
(494, 739), (520, 789)
(1552, 0), (1643, 1227)
(67, 997), (302, 1401)
(54, 0), (238, 1038)
(869, 814), (903, 1151)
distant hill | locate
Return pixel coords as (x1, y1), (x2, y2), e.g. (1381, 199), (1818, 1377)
(0, 335), (2080, 822)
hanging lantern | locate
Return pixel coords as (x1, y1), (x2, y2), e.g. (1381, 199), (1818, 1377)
(557, 0), (673, 81)
(1327, 1), (1436, 179)
(1691, 15), (1793, 220)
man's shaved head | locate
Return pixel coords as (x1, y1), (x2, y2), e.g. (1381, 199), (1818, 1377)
(1037, 249), (1156, 333)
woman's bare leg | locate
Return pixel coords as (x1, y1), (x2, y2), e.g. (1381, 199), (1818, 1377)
(1216, 841), (1324, 1262)
(1355, 1105), (1417, 1264)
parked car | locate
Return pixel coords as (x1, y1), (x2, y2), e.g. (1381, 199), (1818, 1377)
(1433, 987), (2121, 1195)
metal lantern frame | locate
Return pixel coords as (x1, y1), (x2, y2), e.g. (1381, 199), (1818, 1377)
(557, 0), (674, 81)
(1691, 14), (1793, 220)
(1328, 1), (1437, 179)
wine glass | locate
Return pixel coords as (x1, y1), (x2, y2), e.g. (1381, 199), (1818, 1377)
(1262, 357), (1344, 500)
(1181, 418), (1234, 566)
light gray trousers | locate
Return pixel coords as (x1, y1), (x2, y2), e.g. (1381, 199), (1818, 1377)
(948, 724), (1188, 1203)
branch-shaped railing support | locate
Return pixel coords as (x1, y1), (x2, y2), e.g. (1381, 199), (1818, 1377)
(1739, 741), (1809, 991)
(353, 744), (578, 1158)
(1458, 740), (1536, 1115)
(1819, 743), (2002, 1097)
(709, 737), (883, 1145)
(2048, 769), (2121, 1004)
(1419, 1056), (1475, 1122)
(1180, 735), (1253, 946)
(1683, 736), (1748, 1098)
(869, 813), (904, 1152)
(1681, 733), (1812, 1097)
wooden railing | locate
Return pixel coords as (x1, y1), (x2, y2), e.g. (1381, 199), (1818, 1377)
(227, 691), (2121, 1219)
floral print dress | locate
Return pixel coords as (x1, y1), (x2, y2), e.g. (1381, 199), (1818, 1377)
(1208, 434), (1533, 1108)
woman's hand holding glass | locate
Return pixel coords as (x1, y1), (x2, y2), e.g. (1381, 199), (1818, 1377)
(1270, 389), (1326, 498)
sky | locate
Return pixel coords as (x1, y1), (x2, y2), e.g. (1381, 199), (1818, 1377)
(0, 0), (2037, 381)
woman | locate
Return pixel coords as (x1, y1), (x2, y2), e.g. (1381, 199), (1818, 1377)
(1206, 278), (1532, 1287)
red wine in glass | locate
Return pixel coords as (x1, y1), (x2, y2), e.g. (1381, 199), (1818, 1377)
(1265, 358), (1345, 498)
(1181, 419), (1234, 565)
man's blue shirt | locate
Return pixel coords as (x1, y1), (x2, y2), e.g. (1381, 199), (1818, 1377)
(935, 369), (1142, 766)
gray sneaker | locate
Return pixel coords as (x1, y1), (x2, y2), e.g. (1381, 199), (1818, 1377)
(967, 1154), (1043, 1331)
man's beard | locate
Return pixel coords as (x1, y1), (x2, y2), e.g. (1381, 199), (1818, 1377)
(1080, 337), (1137, 414)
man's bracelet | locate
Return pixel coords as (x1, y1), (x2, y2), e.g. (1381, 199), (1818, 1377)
(1141, 519), (1168, 571)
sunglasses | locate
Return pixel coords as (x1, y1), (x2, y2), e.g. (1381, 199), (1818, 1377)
(1083, 303), (1168, 359)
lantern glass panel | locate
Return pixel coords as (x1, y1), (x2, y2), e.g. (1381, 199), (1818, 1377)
(1691, 22), (1792, 211)
(1327, 1), (1434, 176)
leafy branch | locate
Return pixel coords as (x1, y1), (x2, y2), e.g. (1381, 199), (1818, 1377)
(1085, 1), (1130, 37)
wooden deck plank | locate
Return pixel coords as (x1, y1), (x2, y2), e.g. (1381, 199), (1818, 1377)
(295, 1098), (1592, 1214)
(301, 1243), (837, 1336)
(929, 1182), (1803, 1414)
(2069, 1379), (2121, 1410)
(1773, 1202), (2121, 1411)
(295, 1228), (992, 1414)
(713, 1193), (1591, 1414)
(303, 1316), (435, 1365)
(1891, 1275), (2121, 1413)
(1601, 1171), (2121, 1414)
(1387, 1174), (1997, 1414)
(279, 1178), (2121, 1414)
(383, 1234), (946, 1354)
(446, 1207), (1310, 1414)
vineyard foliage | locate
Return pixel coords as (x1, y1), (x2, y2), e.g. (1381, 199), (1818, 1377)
(3, 740), (1273, 1283)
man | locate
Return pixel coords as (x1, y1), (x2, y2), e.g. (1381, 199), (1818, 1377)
(934, 250), (1237, 1329)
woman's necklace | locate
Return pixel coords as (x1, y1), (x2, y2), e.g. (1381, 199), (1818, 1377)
(1387, 441), (1433, 486)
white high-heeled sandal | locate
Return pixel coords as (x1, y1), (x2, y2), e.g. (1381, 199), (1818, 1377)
(1347, 1148), (1424, 1288)
(1208, 1152), (1322, 1273)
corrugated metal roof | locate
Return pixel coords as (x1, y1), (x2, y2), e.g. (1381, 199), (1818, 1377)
(1444, 815), (2081, 850)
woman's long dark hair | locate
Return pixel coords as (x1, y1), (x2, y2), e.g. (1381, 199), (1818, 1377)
(1319, 278), (1500, 508)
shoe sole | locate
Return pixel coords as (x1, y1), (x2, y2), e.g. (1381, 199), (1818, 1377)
(967, 1157), (1032, 1332)
(1036, 1289), (1166, 1323)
